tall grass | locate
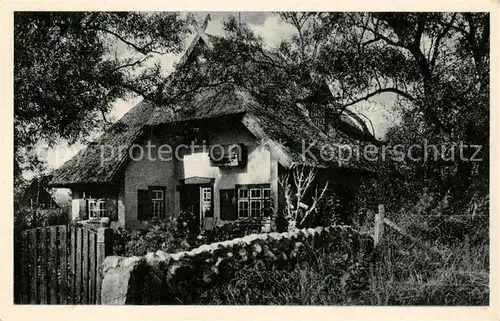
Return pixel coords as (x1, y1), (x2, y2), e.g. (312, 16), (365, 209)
(364, 233), (488, 305)
(200, 247), (370, 305)
(199, 210), (489, 305)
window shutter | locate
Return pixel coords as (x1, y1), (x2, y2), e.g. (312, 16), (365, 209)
(220, 189), (237, 221)
(80, 199), (88, 220)
(137, 190), (152, 220)
(106, 197), (118, 220)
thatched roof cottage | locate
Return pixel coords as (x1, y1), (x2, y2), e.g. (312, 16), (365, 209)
(50, 16), (377, 230)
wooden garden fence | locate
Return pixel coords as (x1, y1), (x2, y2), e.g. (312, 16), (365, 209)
(373, 204), (442, 256)
(374, 204), (417, 246)
(14, 224), (112, 304)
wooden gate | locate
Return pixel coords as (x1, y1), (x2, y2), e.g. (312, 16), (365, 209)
(14, 225), (112, 304)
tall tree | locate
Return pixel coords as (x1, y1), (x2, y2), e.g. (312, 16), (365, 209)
(14, 12), (188, 175)
(158, 12), (488, 206)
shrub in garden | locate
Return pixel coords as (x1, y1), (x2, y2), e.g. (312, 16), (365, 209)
(112, 216), (189, 256)
(274, 210), (288, 232)
(43, 208), (69, 226)
(201, 217), (263, 243)
(14, 208), (32, 233)
(175, 211), (200, 237)
(309, 195), (343, 227)
(14, 208), (69, 233)
(111, 227), (130, 256)
(111, 212), (283, 257)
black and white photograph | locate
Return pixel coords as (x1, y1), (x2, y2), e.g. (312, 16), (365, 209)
(10, 10), (492, 308)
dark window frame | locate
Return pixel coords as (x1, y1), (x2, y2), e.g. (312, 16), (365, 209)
(87, 198), (107, 218)
(309, 104), (327, 130)
(138, 185), (167, 220)
(235, 184), (272, 219)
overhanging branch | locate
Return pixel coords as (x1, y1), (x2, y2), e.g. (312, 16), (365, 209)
(342, 87), (416, 108)
(91, 26), (166, 55)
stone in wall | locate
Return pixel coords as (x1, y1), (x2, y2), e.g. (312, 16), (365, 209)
(101, 225), (373, 304)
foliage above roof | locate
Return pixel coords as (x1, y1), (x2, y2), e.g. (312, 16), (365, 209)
(50, 15), (378, 186)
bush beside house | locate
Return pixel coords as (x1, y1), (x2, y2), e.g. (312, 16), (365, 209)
(111, 212), (285, 257)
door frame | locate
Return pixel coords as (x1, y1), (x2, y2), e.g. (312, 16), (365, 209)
(198, 184), (214, 229)
(177, 177), (215, 230)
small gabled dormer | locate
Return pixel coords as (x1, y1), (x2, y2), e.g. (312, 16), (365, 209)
(297, 101), (331, 132)
(308, 103), (328, 129)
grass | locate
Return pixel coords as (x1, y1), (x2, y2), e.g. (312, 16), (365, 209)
(199, 247), (370, 305)
(364, 234), (488, 305)
(198, 213), (489, 305)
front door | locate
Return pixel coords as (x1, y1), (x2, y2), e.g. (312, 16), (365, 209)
(200, 187), (213, 225)
(180, 184), (200, 214)
(179, 185), (201, 232)
(179, 182), (213, 230)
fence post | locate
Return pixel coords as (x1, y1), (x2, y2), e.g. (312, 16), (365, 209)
(374, 204), (385, 246)
(96, 227), (111, 304)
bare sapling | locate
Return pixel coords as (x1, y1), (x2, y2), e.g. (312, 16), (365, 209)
(278, 165), (329, 230)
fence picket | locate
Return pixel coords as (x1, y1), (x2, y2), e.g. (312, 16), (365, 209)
(49, 227), (58, 304)
(96, 228), (109, 304)
(59, 226), (68, 304)
(20, 232), (29, 304)
(89, 232), (96, 304)
(374, 204), (385, 246)
(29, 229), (38, 304)
(70, 227), (76, 304)
(16, 224), (111, 305)
(75, 228), (82, 304)
(82, 229), (89, 304)
(39, 228), (48, 304)
(14, 232), (20, 304)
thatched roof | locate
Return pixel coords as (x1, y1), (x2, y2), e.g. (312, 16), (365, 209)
(147, 87), (251, 125)
(50, 100), (156, 186)
(239, 91), (376, 171)
(50, 25), (377, 187)
(50, 84), (375, 186)
(145, 82), (376, 171)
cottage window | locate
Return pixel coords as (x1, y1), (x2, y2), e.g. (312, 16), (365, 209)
(185, 127), (209, 145)
(88, 199), (106, 218)
(238, 189), (248, 199)
(138, 186), (166, 220)
(151, 189), (165, 218)
(237, 185), (272, 219)
(250, 200), (262, 217)
(238, 200), (249, 218)
(250, 188), (261, 199)
(202, 188), (211, 202)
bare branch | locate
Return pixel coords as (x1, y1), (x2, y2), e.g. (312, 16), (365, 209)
(341, 87), (416, 109)
(91, 26), (166, 55)
(301, 181), (329, 225)
(108, 56), (150, 74)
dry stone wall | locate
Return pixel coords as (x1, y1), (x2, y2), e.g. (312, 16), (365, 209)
(101, 225), (373, 304)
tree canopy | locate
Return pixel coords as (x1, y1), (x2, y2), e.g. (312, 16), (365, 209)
(164, 13), (488, 142)
(159, 12), (489, 203)
(15, 12), (489, 204)
(14, 11), (189, 174)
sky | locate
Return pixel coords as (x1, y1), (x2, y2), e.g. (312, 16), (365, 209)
(40, 12), (400, 173)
